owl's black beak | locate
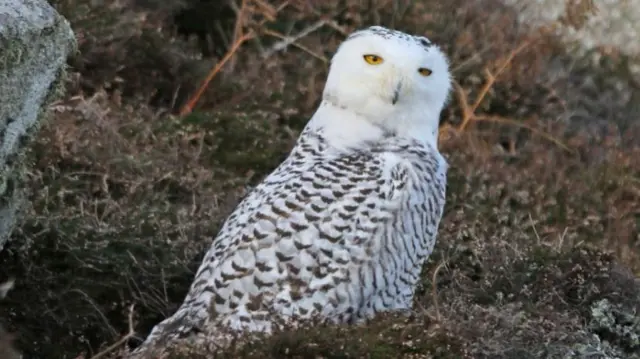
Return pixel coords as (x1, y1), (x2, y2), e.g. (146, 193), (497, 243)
(392, 82), (402, 105)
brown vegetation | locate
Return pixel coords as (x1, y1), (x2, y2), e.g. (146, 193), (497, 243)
(0, 0), (638, 358)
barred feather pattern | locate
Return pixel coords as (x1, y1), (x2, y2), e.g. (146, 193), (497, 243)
(133, 120), (447, 354)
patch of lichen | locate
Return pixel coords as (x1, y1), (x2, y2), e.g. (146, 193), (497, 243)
(1, 30), (52, 120)
(590, 298), (640, 353)
(0, 38), (29, 139)
(480, 245), (640, 343)
(0, 10), (74, 129)
(0, 38), (29, 72)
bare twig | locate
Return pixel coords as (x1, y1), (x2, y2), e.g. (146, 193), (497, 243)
(88, 304), (136, 359)
(439, 38), (573, 154)
(69, 289), (119, 337)
(263, 29), (328, 63)
(440, 0), (602, 150)
(324, 20), (349, 36)
(430, 260), (448, 323)
(180, 0), (300, 116)
(179, 32), (255, 116)
(456, 41), (531, 133)
(261, 20), (329, 61)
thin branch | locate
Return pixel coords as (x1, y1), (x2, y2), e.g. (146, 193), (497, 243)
(179, 32), (255, 116)
(440, 37), (574, 154)
(231, 0), (248, 44)
(261, 20), (327, 58)
(456, 41), (531, 132)
(431, 260), (448, 323)
(261, 20), (329, 61)
(324, 19), (350, 36)
(252, 0), (278, 20)
(179, 0), (298, 116)
(88, 304), (136, 359)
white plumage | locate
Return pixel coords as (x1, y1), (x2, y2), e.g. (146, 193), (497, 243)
(133, 25), (451, 354)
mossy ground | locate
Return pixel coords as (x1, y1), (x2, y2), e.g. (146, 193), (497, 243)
(0, 0), (639, 358)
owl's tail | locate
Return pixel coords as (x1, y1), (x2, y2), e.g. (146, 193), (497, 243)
(126, 299), (210, 358)
(127, 259), (219, 357)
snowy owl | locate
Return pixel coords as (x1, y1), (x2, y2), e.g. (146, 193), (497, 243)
(132, 25), (451, 355)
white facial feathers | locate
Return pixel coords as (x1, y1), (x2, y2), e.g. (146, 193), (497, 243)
(317, 26), (452, 147)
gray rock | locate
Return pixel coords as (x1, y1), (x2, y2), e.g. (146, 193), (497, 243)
(497, 0), (640, 149)
(500, 0), (640, 54)
(500, 0), (640, 77)
(0, 0), (76, 251)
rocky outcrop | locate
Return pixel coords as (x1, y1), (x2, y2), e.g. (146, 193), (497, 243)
(497, 0), (640, 151)
(500, 0), (640, 71)
(0, 0), (76, 251)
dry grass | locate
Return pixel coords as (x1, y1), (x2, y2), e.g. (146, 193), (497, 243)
(0, 0), (639, 358)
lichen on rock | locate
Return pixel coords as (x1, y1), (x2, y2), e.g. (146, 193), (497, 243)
(0, 0), (76, 251)
(590, 298), (640, 353)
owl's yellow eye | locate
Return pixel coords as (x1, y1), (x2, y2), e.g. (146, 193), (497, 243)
(363, 54), (384, 65)
(418, 68), (432, 76)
